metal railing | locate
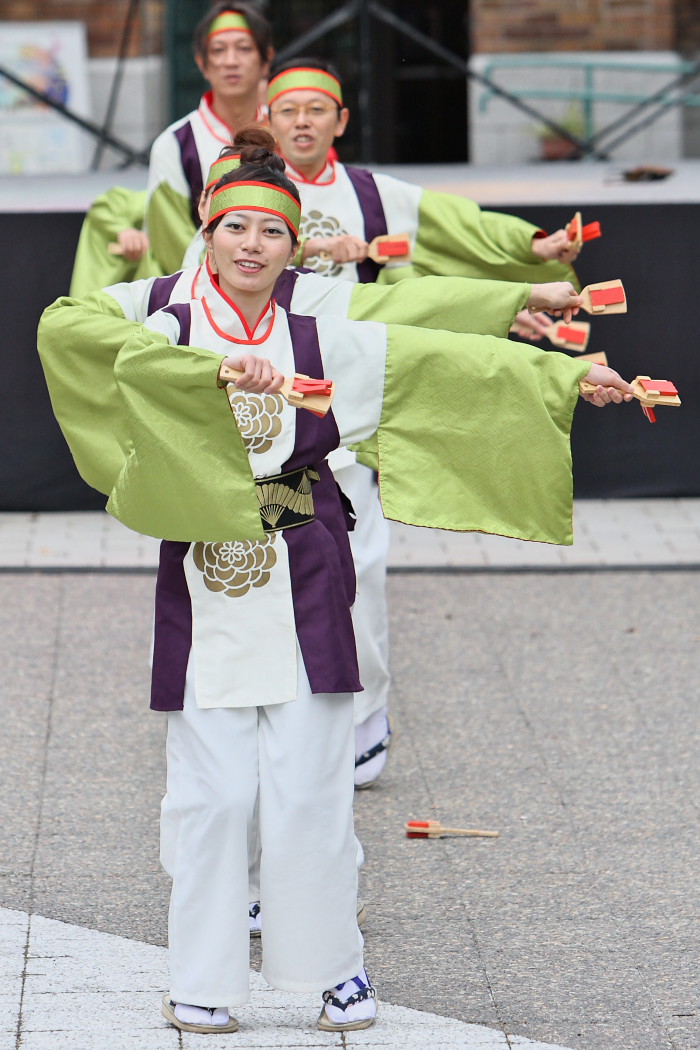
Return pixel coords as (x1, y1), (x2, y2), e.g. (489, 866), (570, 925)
(0, 61), (149, 168)
(274, 0), (605, 161)
(476, 55), (700, 156)
(3, 2), (699, 167)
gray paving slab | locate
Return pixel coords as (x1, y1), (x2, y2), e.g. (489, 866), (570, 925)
(1, 500), (700, 570)
(0, 570), (698, 1050)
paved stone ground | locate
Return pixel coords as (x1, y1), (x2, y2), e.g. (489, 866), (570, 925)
(0, 907), (569, 1050)
(1, 499), (700, 570)
(0, 568), (697, 1049)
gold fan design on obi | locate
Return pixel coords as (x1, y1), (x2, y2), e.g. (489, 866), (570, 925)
(256, 469), (319, 529)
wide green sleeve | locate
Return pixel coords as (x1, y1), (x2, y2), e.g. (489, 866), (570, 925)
(69, 188), (162, 297)
(410, 189), (579, 289)
(347, 274), (530, 337)
(373, 325), (592, 545)
(146, 181), (197, 275)
(107, 330), (264, 543)
(480, 209), (580, 289)
(37, 293), (144, 494)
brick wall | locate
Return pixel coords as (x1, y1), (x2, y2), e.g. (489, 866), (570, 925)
(2, 0), (164, 57)
(471, 0), (676, 53)
(6, 1), (695, 57)
(675, 0), (700, 51)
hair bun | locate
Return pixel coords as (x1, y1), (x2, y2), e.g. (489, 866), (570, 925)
(232, 124), (285, 173)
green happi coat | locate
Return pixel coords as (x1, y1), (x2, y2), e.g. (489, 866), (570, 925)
(38, 293), (591, 547)
(284, 159), (580, 289)
(37, 261), (533, 498)
(69, 187), (164, 298)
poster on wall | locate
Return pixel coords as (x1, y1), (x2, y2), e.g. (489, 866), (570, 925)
(0, 21), (92, 174)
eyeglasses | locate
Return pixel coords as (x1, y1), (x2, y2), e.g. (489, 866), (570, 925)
(269, 103), (338, 121)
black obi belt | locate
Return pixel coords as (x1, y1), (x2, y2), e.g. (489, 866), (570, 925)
(255, 466), (320, 532)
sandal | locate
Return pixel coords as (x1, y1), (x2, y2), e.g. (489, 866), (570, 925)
(161, 995), (239, 1033)
(317, 968), (377, 1031)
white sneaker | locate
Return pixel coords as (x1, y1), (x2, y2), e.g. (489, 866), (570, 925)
(317, 967), (377, 1031)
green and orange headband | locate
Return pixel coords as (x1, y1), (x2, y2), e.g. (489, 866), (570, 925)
(205, 152), (242, 192)
(267, 68), (343, 108)
(207, 180), (301, 237)
(208, 11), (252, 39)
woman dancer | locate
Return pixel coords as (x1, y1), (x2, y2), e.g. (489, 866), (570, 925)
(39, 139), (631, 1036)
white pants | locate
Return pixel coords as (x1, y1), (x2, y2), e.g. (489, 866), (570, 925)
(160, 645), (364, 1007)
(333, 461), (392, 727)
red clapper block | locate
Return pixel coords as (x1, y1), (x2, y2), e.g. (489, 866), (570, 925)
(319, 232), (412, 264)
(633, 377), (681, 424)
(579, 280), (627, 315)
(581, 221), (602, 241)
(371, 235), (411, 260)
(546, 321), (591, 352)
(288, 376), (335, 418)
(218, 365), (335, 418)
(566, 212), (602, 250)
(579, 374), (681, 424)
(405, 820), (499, 839)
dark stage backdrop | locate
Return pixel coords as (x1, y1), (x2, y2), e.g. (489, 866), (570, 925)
(1, 212), (105, 511)
(510, 203), (697, 499)
(0, 202), (696, 511)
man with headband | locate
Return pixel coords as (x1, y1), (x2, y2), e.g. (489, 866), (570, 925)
(266, 58), (582, 286)
(266, 58), (590, 787)
(68, 4), (271, 295)
(145, 3), (273, 275)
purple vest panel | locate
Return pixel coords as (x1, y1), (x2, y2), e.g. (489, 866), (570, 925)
(272, 267), (320, 311)
(148, 272), (184, 315)
(150, 541), (192, 711)
(344, 166), (388, 284)
(149, 307), (361, 711)
(174, 122), (204, 223)
(271, 268), (300, 311)
(282, 312), (361, 694)
(161, 303), (192, 344)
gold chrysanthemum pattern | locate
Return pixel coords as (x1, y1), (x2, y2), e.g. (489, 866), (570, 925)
(227, 391), (284, 454)
(193, 536), (277, 598)
(300, 210), (348, 277)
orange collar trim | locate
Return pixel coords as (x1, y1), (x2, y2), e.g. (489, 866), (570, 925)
(204, 276), (276, 343)
(283, 156), (337, 186)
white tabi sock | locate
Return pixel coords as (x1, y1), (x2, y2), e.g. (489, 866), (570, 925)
(354, 707), (391, 787)
(173, 1003), (231, 1027)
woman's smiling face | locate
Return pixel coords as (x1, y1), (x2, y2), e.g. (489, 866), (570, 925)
(206, 210), (296, 301)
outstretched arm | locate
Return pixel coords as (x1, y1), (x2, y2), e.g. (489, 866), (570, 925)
(579, 362), (634, 406)
(38, 293), (145, 493)
(410, 189), (580, 288)
(348, 274), (531, 336)
(69, 187), (151, 297)
(108, 325), (263, 542)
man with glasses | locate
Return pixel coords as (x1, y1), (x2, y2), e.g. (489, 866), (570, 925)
(266, 57), (584, 787)
(266, 57), (582, 286)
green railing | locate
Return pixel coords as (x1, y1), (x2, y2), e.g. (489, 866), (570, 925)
(477, 56), (700, 144)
